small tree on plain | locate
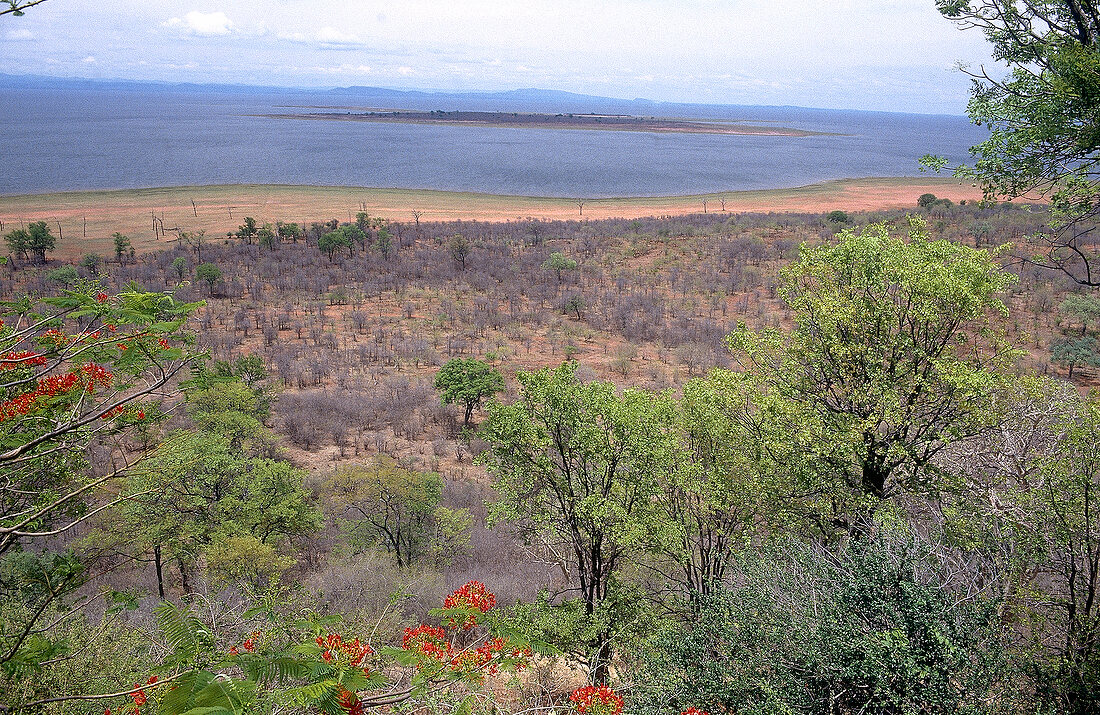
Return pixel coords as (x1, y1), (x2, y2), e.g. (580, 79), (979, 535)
(195, 262), (221, 296)
(434, 357), (504, 427)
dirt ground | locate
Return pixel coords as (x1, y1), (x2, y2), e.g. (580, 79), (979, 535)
(0, 177), (985, 259)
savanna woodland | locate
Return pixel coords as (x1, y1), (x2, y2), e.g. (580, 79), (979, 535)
(9, 1), (1100, 714)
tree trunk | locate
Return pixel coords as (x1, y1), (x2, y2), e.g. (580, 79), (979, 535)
(154, 545), (165, 599)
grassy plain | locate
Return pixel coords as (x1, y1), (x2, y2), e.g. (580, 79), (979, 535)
(0, 177), (982, 259)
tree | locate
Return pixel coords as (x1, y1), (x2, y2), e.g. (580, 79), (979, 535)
(0, 287), (199, 691)
(170, 255), (188, 281)
(195, 262), (221, 296)
(542, 251), (578, 282)
(636, 529), (1009, 715)
(5, 221), (55, 264)
(825, 209), (850, 224)
(479, 363), (678, 683)
(80, 253), (102, 275)
(448, 234), (471, 271)
(729, 219), (1019, 516)
(433, 357), (504, 427)
(112, 232), (131, 264)
(1, 0), (49, 17)
(1052, 335), (1100, 377)
(933, 0), (1100, 285)
(375, 227), (393, 259)
(318, 227), (354, 259)
(321, 457), (455, 568)
(1062, 292), (1100, 333)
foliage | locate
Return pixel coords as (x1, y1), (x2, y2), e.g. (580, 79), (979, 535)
(195, 262), (221, 295)
(479, 362), (678, 682)
(112, 232), (131, 264)
(1051, 335), (1100, 377)
(72, 582), (532, 715)
(934, 0), (1100, 285)
(4, 220), (55, 263)
(434, 358), (504, 427)
(634, 528), (1011, 715)
(321, 457), (465, 568)
(729, 219), (1019, 523)
(0, 286), (199, 703)
(825, 209), (850, 224)
(542, 251), (578, 281)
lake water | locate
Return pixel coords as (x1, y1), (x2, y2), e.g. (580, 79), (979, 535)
(0, 81), (988, 198)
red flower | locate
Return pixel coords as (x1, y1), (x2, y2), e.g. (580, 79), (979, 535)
(569, 686), (624, 715)
(96, 292), (110, 303)
(682, 708), (710, 715)
(443, 581), (496, 630)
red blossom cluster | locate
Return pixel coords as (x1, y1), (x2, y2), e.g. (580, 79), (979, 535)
(402, 624), (451, 662)
(41, 328), (69, 347)
(443, 580), (496, 630)
(105, 675), (157, 715)
(569, 685), (624, 715)
(317, 632), (374, 674)
(0, 351), (47, 371)
(336, 686), (365, 715)
(0, 363), (114, 422)
(227, 632), (259, 656)
(96, 292), (110, 303)
(681, 708), (709, 715)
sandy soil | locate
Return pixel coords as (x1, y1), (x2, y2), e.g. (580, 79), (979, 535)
(0, 177), (987, 259)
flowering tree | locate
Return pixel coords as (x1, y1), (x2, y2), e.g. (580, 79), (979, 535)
(32, 581), (534, 715)
(0, 286), (199, 692)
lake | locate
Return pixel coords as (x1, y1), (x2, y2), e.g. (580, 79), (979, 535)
(0, 80), (988, 198)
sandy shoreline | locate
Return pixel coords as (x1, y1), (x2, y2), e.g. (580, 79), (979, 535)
(0, 177), (987, 259)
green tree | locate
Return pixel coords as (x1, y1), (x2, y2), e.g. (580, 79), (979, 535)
(112, 232), (131, 264)
(1052, 336), (1100, 378)
(636, 529), (1009, 715)
(234, 216), (258, 243)
(825, 209), (850, 224)
(934, 0), (1100, 285)
(729, 219), (1019, 518)
(375, 227), (393, 259)
(321, 457), (459, 568)
(542, 251), (578, 282)
(479, 362), (677, 683)
(5, 221), (55, 264)
(195, 262), (221, 296)
(1062, 292), (1100, 334)
(113, 425), (318, 596)
(256, 223), (277, 250)
(80, 253), (102, 275)
(433, 357), (504, 427)
(318, 226), (354, 259)
(170, 255), (188, 281)
(0, 287), (198, 696)
(448, 234), (471, 271)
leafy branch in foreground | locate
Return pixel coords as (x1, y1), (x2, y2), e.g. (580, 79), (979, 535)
(30, 581), (538, 715)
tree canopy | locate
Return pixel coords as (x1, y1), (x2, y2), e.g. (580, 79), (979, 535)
(934, 0), (1100, 285)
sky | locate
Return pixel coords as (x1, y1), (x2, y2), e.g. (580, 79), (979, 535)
(0, 0), (998, 114)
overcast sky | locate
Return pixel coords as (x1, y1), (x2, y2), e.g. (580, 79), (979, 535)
(1, 1), (996, 114)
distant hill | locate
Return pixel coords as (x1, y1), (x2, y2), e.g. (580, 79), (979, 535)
(0, 73), (964, 120)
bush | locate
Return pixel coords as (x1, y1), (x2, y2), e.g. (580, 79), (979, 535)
(634, 529), (1010, 715)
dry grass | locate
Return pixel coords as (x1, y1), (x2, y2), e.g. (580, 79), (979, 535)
(0, 177), (983, 260)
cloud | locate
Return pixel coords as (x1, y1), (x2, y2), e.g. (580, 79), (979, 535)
(81, 56), (96, 64)
(312, 63), (372, 75)
(278, 26), (365, 49)
(5, 28), (33, 41)
(163, 11), (235, 37)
